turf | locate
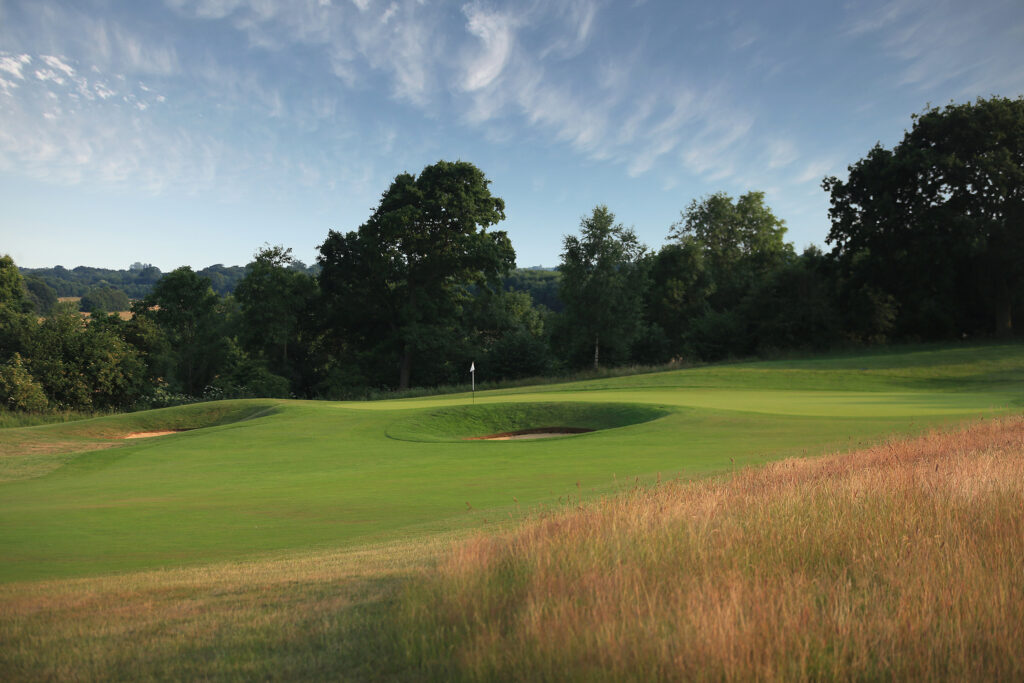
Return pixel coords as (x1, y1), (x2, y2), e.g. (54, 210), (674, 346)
(0, 343), (1021, 583)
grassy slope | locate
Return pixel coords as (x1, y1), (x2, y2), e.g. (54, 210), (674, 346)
(2, 414), (1021, 680)
(0, 343), (1021, 584)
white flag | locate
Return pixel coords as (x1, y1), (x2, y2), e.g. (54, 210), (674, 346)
(470, 362), (475, 373)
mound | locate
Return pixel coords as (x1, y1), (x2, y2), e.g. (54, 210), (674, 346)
(387, 402), (669, 443)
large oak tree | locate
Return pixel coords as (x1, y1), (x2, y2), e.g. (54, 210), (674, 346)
(824, 96), (1024, 337)
(318, 160), (514, 389)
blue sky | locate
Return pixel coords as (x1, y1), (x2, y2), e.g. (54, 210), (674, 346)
(1, 0), (1022, 271)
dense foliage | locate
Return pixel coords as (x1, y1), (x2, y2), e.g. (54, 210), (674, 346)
(824, 96), (1024, 339)
(318, 160), (515, 390)
(1, 101), (1019, 412)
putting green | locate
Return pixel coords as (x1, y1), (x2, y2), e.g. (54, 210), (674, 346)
(0, 343), (1021, 583)
(350, 388), (1010, 417)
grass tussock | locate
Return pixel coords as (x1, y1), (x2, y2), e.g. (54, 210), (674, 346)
(397, 416), (1024, 681)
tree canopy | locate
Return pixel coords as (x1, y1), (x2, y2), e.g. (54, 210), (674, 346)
(824, 96), (1024, 337)
(318, 160), (515, 389)
(560, 205), (648, 369)
(138, 267), (225, 396)
(670, 191), (793, 310)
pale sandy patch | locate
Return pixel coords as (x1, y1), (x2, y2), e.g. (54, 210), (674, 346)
(121, 431), (183, 439)
(468, 427), (593, 441)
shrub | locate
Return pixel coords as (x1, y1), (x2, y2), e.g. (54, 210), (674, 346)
(0, 353), (49, 412)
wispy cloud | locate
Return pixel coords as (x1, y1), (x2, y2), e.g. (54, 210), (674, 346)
(844, 0), (1024, 95)
(168, 0), (447, 106)
(795, 158), (837, 185)
(765, 139), (798, 170)
(6, 0), (931, 214)
(461, 5), (516, 92)
(0, 51), (201, 192)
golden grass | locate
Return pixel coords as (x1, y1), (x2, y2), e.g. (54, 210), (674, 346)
(398, 416), (1024, 681)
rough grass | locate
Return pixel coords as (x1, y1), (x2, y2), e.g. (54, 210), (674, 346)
(395, 416), (1024, 681)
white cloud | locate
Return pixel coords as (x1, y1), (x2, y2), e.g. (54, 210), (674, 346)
(0, 53), (32, 80)
(41, 55), (75, 77)
(0, 52), (187, 193)
(462, 5), (516, 92)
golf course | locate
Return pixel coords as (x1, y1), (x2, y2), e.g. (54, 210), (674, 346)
(1, 342), (1023, 679)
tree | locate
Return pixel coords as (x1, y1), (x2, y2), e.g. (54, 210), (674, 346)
(738, 246), (841, 353)
(23, 276), (57, 316)
(824, 96), (1024, 337)
(669, 192), (793, 310)
(318, 160), (514, 389)
(645, 240), (714, 356)
(235, 245), (318, 385)
(559, 205), (647, 369)
(0, 353), (48, 412)
(138, 267), (226, 395)
(80, 286), (130, 313)
(0, 255), (29, 313)
(467, 289), (552, 380)
(24, 309), (148, 410)
(0, 255), (34, 362)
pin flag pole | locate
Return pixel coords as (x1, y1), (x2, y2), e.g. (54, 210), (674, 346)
(470, 361), (476, 404)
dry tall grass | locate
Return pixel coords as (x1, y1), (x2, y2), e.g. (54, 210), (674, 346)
(398, 417), (1024, 681)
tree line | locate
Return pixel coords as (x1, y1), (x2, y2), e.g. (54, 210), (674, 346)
(1, 96), (1020, 412)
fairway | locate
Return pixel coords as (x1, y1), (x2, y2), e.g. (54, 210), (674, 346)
(1, 344), (1021, 583)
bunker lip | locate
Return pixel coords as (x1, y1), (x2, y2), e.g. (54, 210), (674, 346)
(467, 427), (594, 441)
(119, 430), (189, 439)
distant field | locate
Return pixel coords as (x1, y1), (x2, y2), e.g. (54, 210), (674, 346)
(0, 343), (1022, 679)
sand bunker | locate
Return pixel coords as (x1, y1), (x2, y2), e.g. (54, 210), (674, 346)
(120, 431), (184, 439)
(468, 427), (594, 441)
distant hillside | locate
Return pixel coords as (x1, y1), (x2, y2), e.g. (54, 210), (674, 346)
(504, 268), (562, 312)
(21, 261), (319, 300)
(23, 263), (563, 311)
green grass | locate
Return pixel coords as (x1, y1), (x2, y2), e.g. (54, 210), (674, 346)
(0, 343), (1021, 584)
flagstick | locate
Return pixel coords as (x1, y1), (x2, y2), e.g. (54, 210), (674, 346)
(471, 361), (476, 404)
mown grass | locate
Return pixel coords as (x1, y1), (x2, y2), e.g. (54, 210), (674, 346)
(0, 344), (1021, 583)
(1, 417), (1020, 680)
(395, 416), (1024, 681)
(0, 400), (278, 484)
(0, 537), (448, 681)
